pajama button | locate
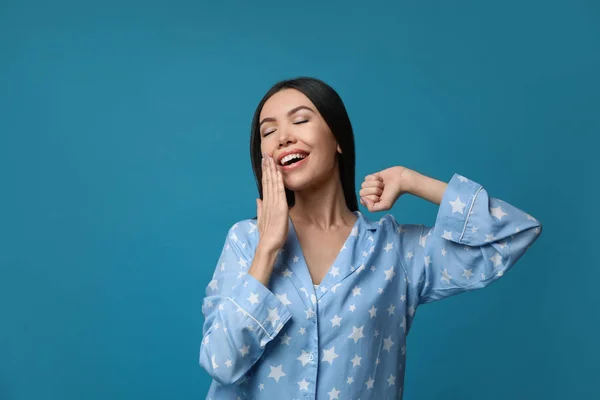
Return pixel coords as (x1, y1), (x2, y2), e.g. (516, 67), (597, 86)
(308, 353), (314, 361)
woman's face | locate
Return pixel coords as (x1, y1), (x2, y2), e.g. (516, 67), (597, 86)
(259, 89), (341, 192)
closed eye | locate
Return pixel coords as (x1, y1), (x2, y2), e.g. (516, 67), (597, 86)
(263, 120), (308, 137)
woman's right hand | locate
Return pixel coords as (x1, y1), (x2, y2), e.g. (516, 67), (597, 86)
(256, 154), (289, 254)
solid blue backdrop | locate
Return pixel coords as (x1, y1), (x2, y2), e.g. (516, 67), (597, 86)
(1, 0), (598, 399)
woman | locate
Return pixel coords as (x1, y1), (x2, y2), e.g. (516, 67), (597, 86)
(199, 77), (542, 399)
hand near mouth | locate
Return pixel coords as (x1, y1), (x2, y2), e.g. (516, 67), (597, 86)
(256, 154), (289, 253)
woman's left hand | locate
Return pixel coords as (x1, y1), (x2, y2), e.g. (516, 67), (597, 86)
(359, 166), (414, 212)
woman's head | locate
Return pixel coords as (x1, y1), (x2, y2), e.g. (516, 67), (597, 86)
(250, 77), (358, 211)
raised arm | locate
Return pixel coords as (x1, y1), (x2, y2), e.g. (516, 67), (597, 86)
(390, 173), (542, 305)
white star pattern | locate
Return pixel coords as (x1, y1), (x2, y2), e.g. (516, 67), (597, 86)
(330, 314), (342, 327)
(280, 333), (291, 345)
(266, 308), (281, 327)
(368, 306), (377, 318)
(305, 308), (315, 319)
(322, 346), (339, 365)
(485, 233), (496, 242)
(348, 326), (365, 343)
(449, 196), (467, 214)
(328, 387), (340, 399)
(387, 374), (396, 386)
(239, 344), (250, 357)
(268, 364), (286, 382)
(297, 350), (312, 366)
(384, 266), (396, 281)
(383, 335), (395, 352)
(441, 268), (452, 284)
(249, 222), (257, 233)
(247, 292), (259, 305)
(276, 292), (292, 305)
(424, 255), (432, 267)
(490, 206), (508, 220)
(298, 378), (310, 391)
(490, 252), (503, 267)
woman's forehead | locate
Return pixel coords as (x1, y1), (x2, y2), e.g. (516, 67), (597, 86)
(260, 89), (315, 119)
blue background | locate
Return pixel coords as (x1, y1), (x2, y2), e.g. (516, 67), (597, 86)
(1, 0), (598, 399)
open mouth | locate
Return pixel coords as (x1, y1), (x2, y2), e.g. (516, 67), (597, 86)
(280, 152), (309, 166)
(279, 152), (310, 170)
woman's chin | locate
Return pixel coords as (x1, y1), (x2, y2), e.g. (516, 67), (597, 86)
(282, 177), (308, 192)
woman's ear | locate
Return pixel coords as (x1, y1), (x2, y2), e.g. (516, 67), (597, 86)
(337, 144), (342, 154)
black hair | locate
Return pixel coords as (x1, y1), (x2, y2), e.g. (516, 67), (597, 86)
(250, 77), (358, 214)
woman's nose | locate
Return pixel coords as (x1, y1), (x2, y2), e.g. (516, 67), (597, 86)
(277, 127), (294, 146)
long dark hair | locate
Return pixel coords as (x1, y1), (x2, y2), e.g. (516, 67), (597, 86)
(250, 77), (358, 214)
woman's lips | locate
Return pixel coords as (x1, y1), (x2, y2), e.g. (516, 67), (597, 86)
(280, 154), (309, 172)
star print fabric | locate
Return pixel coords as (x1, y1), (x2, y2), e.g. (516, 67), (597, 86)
(199, 173), (542, 399)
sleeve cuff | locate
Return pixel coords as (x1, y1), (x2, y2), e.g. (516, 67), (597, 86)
(226, 272), (292, 340)
(432, 173), (483, 244)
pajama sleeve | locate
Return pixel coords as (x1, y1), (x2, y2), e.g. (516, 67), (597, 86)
(198, 220), (292, 385)
(390, 173), (542, 305)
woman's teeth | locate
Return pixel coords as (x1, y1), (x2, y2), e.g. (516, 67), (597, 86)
(281, 153), (308, 166)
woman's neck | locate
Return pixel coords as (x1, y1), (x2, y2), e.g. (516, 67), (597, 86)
(289, 177), (355, 230)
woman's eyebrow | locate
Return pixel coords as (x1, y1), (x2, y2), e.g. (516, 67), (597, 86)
(259, 105), (315, 127)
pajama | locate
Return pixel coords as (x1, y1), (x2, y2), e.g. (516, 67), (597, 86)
(199, 173), (542, 399)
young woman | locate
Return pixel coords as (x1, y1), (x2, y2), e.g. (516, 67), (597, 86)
(199, 77), (542, 399)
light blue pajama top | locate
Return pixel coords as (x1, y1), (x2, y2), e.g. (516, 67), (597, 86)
(199, 173), (542, 399)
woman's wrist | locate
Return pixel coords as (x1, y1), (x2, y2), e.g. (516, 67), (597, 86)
(249, 243), (280, 287)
